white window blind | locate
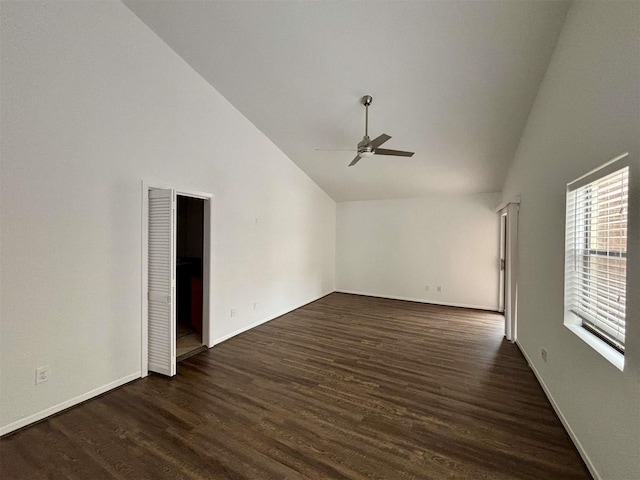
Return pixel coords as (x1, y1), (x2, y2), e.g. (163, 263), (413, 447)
(565, 162), (629, 353)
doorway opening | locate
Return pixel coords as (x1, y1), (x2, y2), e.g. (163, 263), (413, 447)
(497, 201), (519, 342)
(142, 183), (213, 377)
(176, 195), (206, 361)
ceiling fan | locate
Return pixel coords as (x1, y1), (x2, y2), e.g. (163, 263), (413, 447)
(347, 95), (414, 167)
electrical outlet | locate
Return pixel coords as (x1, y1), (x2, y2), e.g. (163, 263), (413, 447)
(230, 308), (236, 317)
(541, 348), (548, 362)
(425, 285), (430, 291)
(436, 286), (442, 292)
(36, 366), (50, 385)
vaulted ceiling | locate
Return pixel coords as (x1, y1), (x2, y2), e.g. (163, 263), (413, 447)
(124, 0), (570, 202)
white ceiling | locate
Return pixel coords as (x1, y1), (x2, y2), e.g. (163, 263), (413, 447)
(124, 0), (570, 202)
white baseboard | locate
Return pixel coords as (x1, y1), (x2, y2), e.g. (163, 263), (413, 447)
(211, 292), (333, 346)
(0, 291), (494, 438)
(336, 289), (498, 312)
(0, 372), (141, 437)
(1, 292), (334, 437)
(515, 340), (600, 480)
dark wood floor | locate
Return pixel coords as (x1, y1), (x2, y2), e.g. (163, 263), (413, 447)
(0, 293), (591, 479)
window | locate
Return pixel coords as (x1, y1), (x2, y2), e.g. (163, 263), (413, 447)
(565, 154), (630, 364)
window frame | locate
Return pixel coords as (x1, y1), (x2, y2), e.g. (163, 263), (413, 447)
(564, 152), (631, 371)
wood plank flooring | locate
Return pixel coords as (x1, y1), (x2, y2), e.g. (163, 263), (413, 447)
(0, 293), (591, 479)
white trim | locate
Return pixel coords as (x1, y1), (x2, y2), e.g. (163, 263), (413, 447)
(335, 290), (498, 312)
(142, 179), (213, 200)
(498, 202), (519, 342)
(564, 322), (624, 371)
(498, 212), (507, 313)
(141, 180), (149, 377)
(202, 197), (214, 348)
(1, 290), (326, 436)
(141, 181), (215, 376)
(495, 198), (521, 213)
(516, 341), (600, 480)
(563, 160), (630, 361)
(0, 373), (140, 437)
(211, 292), (334, 346)
(567, 152), (629, 191)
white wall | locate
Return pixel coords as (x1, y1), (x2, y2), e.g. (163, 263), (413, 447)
(336, 193), (500, 311)
(501, 2), (640, 479)
(0, 1), (335, 433)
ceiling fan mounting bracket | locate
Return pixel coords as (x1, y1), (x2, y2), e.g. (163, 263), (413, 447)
(362, 95), (373, 107)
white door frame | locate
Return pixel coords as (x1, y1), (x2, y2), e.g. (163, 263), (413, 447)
(496, 200), (519, 342)
(498, 213), (507, 314)
(141, 181), (214, 377)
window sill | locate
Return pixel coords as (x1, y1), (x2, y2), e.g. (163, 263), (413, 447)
(564, 322), (624, 371)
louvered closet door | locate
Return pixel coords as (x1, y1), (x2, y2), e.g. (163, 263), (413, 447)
(148, 188), (176, 376)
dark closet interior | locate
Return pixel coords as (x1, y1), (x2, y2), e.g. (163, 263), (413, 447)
(176, 196), (204, 359)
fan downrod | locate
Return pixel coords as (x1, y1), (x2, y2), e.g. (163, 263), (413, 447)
(362, 95), (373, 107)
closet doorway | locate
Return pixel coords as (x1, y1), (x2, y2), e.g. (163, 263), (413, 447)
(142, 183), (213, 377)
(176, 196), (206, 361)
